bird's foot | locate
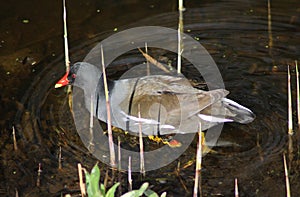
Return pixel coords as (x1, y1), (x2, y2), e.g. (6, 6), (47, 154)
(148, 135), (182, 148)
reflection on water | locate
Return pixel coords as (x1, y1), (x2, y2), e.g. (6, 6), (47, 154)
(0, 0), (299, 196)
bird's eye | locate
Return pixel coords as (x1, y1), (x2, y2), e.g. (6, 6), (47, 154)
(72, 74), (76, 78)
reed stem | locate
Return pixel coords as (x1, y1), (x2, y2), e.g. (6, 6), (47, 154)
(145, 43), (150, 76)
(138, 104), (145, 176)
(36, 163), (42, 187)
(89, 95), (95, 152)
(128, 156), (132, 191)
(296, 60), (300, 127)
(78, 163), (86, 197)
(283, 153), (291, 197)
(101, 45), (116, 167)
(267, 0), (273, 50)
(138, 48), (169, 73)
(58, 146), (62, 170)
(62, 0), (73, 111)
(15, 189), (19, 197)
(63, 0), (70, 72)
(288, 65), (293, 135)
(178, 0), (184, 11)
(177, 0), (184, 74)
(193, 123), (202, 197)
(235, 178), (239, 197)
(118, 136), (121, 170)
(12, 126), (18, 151)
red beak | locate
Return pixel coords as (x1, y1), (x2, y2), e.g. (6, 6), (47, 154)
(55, 71), (69, 88)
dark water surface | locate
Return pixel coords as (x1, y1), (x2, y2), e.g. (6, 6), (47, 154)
(0, 0), (300, 196)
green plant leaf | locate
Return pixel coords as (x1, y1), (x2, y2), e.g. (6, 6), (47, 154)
(120, 190), (141, 197)
(144, 189), (159, 197)
(100, 183), (106, 196)
(137, 182), (149, 195)
(85, 171), (91, 185)
(160, 192), (167, 197)
(121, 182), (149, 197)
(105, 182), (120, 197)
(85, 164), (101, 197)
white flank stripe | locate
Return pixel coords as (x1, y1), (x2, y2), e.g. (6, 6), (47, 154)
(198, 114), (233, 123)
(160, 125), (175, 129)
(120, 111), (175, 129)
(120, 111), (159, 124)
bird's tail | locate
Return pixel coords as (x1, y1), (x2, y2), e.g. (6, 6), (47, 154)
(198, 98), (255, 124)
(220, 98), (255, 124)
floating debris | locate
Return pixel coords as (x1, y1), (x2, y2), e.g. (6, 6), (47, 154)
(22, 19), (30, 24)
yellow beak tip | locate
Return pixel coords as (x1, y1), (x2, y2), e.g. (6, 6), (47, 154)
(55, 84), (62, 88)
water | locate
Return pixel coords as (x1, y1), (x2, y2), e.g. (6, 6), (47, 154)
(0, 0), (299, 196)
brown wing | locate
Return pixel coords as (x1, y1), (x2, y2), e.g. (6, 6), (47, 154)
(126, 75), (228, 131)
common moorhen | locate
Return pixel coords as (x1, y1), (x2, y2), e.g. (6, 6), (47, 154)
(55, 62), (255, 136)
